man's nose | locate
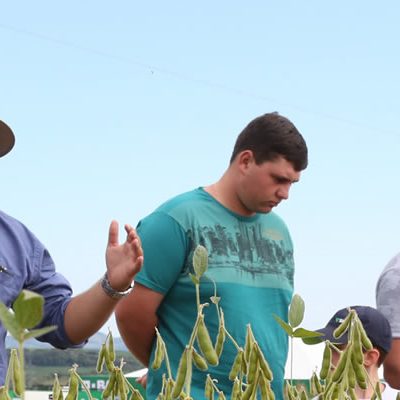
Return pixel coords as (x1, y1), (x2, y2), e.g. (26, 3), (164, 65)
(277, 185), (290, 200)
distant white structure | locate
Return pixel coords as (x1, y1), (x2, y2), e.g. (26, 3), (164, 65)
(24, 391), (51, 400)
(125, 367), (148, 379)
(284, 340), (324, 379)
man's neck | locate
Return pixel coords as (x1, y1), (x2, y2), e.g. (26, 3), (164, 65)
(355, 367), (382, 399)
(204, 178), (256, 217)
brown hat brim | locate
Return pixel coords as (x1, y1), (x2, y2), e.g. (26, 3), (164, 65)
(0, 120), (15, 157)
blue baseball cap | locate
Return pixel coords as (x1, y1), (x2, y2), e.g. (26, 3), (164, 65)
(311, 305), (392, 353)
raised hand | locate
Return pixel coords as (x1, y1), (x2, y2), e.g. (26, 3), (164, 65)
(105, 220), (144, 292)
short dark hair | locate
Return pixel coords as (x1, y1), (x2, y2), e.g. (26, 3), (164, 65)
(230, 112), (308, 171)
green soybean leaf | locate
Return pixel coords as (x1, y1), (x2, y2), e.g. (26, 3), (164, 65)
(273, 314), (293, 336)
(302, 336), (325, 345)
(292, 328), (324, 339)
(0, 302), (21, 339)
(193, 245), (208, 278)
(23, 326), (57, 340)
(13, 290), (44, 329)
(288, 294), (305, 328)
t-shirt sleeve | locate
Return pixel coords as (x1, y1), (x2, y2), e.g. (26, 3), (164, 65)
(376, 253), (400, 338)
(134, 212), (188, 294)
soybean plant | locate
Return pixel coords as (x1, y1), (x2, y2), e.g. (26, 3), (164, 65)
(151, 245), (278, 400)
(94, 329), (144, 400)
(0, 290), (57, 400)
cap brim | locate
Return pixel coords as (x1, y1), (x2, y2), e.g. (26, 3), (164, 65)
(0, 120), (15, 157)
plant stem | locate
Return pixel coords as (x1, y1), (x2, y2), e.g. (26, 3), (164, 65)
(195, 284), (200, 310)
(18, 341), (25, 400)
(290, 336), (293, 386)
(75, 372), (94, 400)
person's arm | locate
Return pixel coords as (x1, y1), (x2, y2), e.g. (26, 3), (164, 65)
(376, 254), (400, 389)
(383, 338), (400, 389)
(115, 283), (164, 365)
(115, 211), (189, 365)
(63, 220), (143, 344)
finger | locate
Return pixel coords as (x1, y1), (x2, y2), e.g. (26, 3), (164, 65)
(124, 223), (134, 236)
(127, 228), (142, 246)
(108, 220), (119, 247)
(132, 238), (144, 260)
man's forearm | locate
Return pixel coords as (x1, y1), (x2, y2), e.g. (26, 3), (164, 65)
(64, 281), (120, 344)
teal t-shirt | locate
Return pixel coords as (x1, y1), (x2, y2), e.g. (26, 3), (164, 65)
(135, 188), (294, 400)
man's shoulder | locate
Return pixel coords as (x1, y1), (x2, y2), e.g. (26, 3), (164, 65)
(378, 253), (400, 284)
(0, 209), (43, 248)
(0, 209), (32, 234)
(154, 187), (207, 213)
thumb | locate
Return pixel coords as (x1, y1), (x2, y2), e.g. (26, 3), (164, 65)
(108, 220), (119, 247)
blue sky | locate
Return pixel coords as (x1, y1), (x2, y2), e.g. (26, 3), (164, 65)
(1, 1), (399, 339)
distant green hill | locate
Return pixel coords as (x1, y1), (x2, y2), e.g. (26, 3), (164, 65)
(5, 331), (128, 351)
(6, 343), (143, 390)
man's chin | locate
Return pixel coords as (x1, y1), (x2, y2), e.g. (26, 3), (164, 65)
(257, 206), (274, 214)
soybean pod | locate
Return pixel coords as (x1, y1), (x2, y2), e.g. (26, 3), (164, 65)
(172, 347), (189, 399)
(319, 342), (331, 380)
(117, 369), (128, 400)
(197, 314), (219, 366)
(349, 387), (358, 400)
(331, 347), (350, 382)
(348, 363), (356, 389)
(256, 343), (273, 381)
(244, 325), (255, 364)
(241, 382), (255, 400)
(205, 375), (214, 400)
(351, 355), (367, 390)
(102, 369), (116, 399)
(229, 350), (244, 381)
(152, 334), (165, 370)
(259, 371), (268, 400)
(266, 382), (275, 400)
(108, 332), (116, 362)
(356, 320), (373, 351)
(104, 345), (115, 373)
(311, 372), (323, 395)
(65, 370), (79, 400)
(192, 347), (208, 371)
(214, 324), (225, 359)
(371, 380), (382, 400)
(96, 343), (106, 373)
(0, 387), (11, 400)
(246, 343), (259, 385)
(52, 373), (62, 400)
(231, 378), (241, 400)
(333, 311), (353, 339)
(11, 350), (22, 396)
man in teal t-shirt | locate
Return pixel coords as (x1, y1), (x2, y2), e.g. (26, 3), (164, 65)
(116, 112), (308, 400)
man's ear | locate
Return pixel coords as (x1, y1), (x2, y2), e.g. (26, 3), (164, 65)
(237, 150), (254, 170)
(363, 348), (380, 367)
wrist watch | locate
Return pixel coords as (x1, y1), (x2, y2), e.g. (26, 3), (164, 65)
(100, 273), (134, 299)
